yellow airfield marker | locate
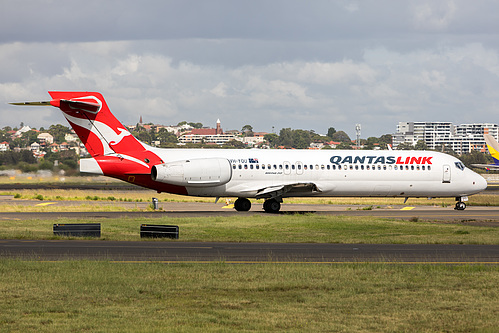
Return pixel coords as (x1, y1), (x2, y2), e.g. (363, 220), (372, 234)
(35, 202), (57, 207)
(222, 204), (234, 209)
(401, 207), (415, 210)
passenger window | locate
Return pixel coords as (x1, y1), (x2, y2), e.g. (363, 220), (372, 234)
(310, 165), (313, 170)
(428, 166), (431, 170)
(355, 165), (359, 170)
(292, 165), (295, 170)
(298, 164), (302, 170)
(332, 165), (336, 170)
(279, 165), (283, 170)
(389, 165), (392, 170)
(405, 165), (409, 170)
(411, 165), (414, 170)
(315, 165), (319, 170)
(304, 165), (308, 170)
(233, 165), (236, 169)
(250, 165), (253, 169)
(321, 165), (325, 170)
(416, 165), (420, 170)
(383, 165), (386, 170)
(366, 165), (370, 170)
(285, 164), (289, 170)
(268, 164), (271, 169)
(422, 165), (425, 170)
(262, 164), (265, 169)
(273, 165), (277, 169)
(238, 165), (242, 169)
(344, 165), (348, 170)
(394, 165), (398, 170)
(256, 165), (259, 170)
(378, 165), (381, 170)
(349, 165), (353, 170)
(244, 165), (248, 169)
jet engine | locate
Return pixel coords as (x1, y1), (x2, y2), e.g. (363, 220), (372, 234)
(151, 158), (232, 187)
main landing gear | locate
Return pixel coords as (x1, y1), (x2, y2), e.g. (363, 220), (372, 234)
(454, 197), (467, 211)
(233, 197), (282, 213)
(234, 197), (251, 211)
(263, 198), (281, 214)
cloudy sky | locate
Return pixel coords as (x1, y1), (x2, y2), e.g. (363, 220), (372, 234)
(1, 0), (499, 138)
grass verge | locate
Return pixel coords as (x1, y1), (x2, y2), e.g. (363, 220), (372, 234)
(1, 189), (498, 207)
(0, 261), (497, 332)
(1, 215), (497, 244)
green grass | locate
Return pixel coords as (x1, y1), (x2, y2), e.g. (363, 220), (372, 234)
(1, 215), (497, 244)
(0, 261), (497, 332)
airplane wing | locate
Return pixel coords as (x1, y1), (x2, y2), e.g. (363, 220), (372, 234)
(238, 182), (323, 200)
(471, 164), (499, 171)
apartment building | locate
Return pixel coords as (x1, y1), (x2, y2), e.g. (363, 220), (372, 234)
(393, 121), (499, 155)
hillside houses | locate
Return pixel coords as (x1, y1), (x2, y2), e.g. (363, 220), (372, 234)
(1, 126), (87, 158)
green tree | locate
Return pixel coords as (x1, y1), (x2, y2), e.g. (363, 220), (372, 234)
(327, 127), (336, 139)
(241, 125), (254, 137)
(292, 130), (312, 149)
(459, 151), (493, 168)
(264, 133), (279, 148)
(332, 131), (351, 143)
(157, 128), (178, 144)
(336, 142), (353, 149)
(396, 142), (415, 150)
(48, 124), (71, 143)
(414, 140), (428, 150)
(278, 128), (293, 147)
(223, 140), (246, 149)
(188, 122), (203, 129)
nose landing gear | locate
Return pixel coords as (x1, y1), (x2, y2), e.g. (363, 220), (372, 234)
(454, 197), (467, 210)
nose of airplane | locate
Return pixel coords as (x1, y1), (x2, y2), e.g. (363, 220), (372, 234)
(474, 173), (488, 192)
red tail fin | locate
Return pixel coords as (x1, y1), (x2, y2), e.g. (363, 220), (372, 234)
(48, 91), (145, 157)
(47, 92), (164, 179)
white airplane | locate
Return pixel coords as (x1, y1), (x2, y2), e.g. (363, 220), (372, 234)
(472, 134), (499, 171)
(11, 91), (487, 212)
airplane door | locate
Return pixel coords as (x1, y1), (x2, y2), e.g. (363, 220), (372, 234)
(283, 161), (291, 175)
(442, 164), (451, 183)
(296, 162), (303, 175)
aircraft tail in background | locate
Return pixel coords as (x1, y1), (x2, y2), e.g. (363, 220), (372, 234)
(472, 134), (499, 171)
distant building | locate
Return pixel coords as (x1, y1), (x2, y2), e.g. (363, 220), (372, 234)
(393, 121), (499, 154)
(30, 142), (40, 152)
(64, 132), (79, 143)
(14, 125), (32, 138)
(178, 119), (236, 145)
(60, 142), (70, 151)
(0, 141), (9, 152)
(37, 133), (54, 144)
(49, 143), (59, 152)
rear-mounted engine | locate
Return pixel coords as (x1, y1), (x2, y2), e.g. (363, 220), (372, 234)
(151, 158), (232, 187)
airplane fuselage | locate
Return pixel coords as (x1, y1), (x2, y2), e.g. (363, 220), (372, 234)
(82, 147), (486, 201)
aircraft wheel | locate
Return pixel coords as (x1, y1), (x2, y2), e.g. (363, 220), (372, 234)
(454, 202), (466, 210)
(234, 198), (251, 211)
(263, 199), (281, 213)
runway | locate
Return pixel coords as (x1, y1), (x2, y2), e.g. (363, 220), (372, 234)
(1, 240), (498, 263)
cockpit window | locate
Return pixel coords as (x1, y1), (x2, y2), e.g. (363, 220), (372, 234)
(455, 162), (465, 171)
